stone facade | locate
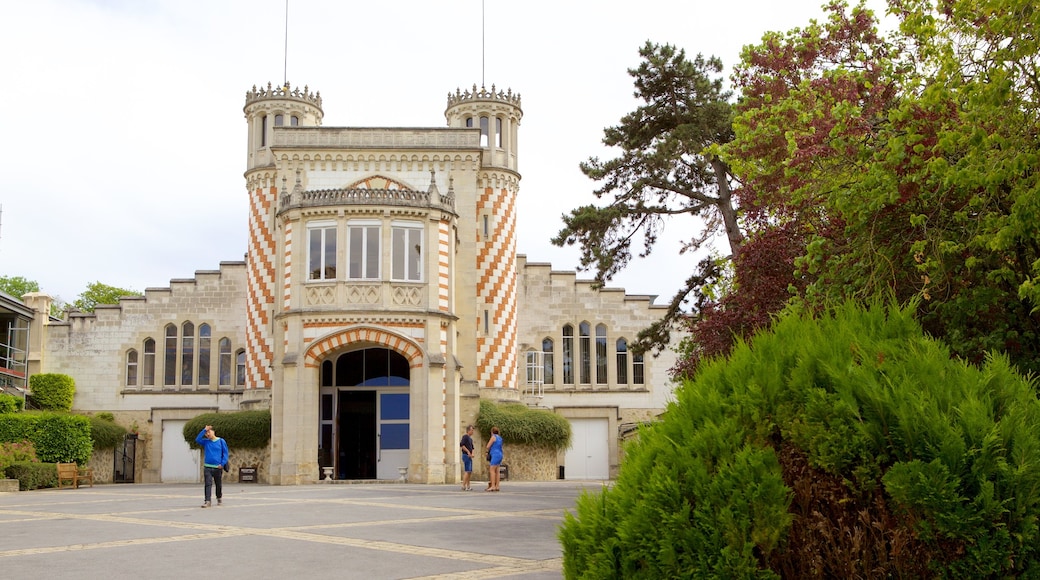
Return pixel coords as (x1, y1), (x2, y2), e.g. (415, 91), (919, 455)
(19, 83), (683, 486)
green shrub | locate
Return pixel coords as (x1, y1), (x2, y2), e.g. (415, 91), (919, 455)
(27, 374), (75, 411)
(476, 400), (571, 450)
(0, 441), (38, 472)
(88, 415), (128, 450)
(95, 411), (115, 422)
(0, 412), (92, 464)
(4, 461), (58, 490)
(0, 393), (23, 414)
(559, 300), (1040, 578)
(183, 410), (271, 449)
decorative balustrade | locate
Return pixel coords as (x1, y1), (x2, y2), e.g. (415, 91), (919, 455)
(279, 187), (455, 212)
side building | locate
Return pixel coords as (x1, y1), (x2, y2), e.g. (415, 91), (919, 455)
(19, 83), (681, 484)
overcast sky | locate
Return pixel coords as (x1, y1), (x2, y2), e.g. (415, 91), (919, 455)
(1, 0), (886, 306)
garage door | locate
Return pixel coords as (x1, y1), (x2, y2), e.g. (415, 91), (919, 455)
(564, 418), (609, 480)
(161, 420), (200, 483)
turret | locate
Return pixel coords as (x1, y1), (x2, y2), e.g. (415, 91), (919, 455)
(243, 82), (323, 171)
(444, 84), (522, 172)
(446, 85), (523, 391)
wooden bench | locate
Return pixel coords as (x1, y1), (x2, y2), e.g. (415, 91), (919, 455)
(56, 462), (94, 489)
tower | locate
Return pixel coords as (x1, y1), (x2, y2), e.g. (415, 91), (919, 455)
(242, 83), (323, 389)
(445, 85), (523, 391)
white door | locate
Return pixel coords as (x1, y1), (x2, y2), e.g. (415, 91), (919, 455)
(161, 420), (200, 483)
(565, 418), (609, 479)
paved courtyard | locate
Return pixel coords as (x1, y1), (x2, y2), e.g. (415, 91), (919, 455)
(0, 479), (604, 579)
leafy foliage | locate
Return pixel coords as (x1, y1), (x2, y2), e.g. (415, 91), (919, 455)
(722, 0), (1040, 374)
(0, 441), (38, 472)
(0, 393), (23, 414)
(183, 410), (271, 450)
(559, 301), (1040, 577)
(4, 462), (58, 490)
(0, 412), (92, 464)
(87, 415), (128, 450)
(0, 275), (39, 299)
(71, 281), (141, 313)
(554, 41), (741, 354)
(27, 373), (75, 411)
(476, 400), (571, 450)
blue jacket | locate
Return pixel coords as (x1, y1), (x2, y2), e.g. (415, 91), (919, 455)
(196, 429), (229, 468)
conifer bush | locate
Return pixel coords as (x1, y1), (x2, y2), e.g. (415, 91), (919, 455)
(559, 301), (1040, 577)
(476, 400), (571, 450)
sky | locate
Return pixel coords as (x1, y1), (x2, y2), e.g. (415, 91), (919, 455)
(1, 0), (887, 306)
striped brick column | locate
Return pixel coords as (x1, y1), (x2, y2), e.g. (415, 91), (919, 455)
(476, 180), (518, 389)
(245, 182), (276, 388)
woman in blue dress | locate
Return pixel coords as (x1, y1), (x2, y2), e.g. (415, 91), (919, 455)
(485, 426), (503, 491)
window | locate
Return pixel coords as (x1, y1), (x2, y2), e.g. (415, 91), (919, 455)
(595, 324), (607, 385)
(164, 325), (177, 386)
(348, 221), (380, 280)
(562, 324), (574, 385)
(142, 338), (155, 386)
(198, 324), (211, 386)
(126, 350), (138, 386)
(579, 322), (591, 384)
(633, 353), (645, 385)
(495, 117), (502, 147)
(391, 221), (422, 281)
(308, 220), (337, 280)
(218, 338), (232, 387)
(465, 117), (473, 128)
(181, 321), (194, 385)
(482, 215), (489, 238)
(235, 349), (246, 387)
(260, 115), (267, 147)
(479, 116), (489, 147)
(290, 115), (299, 126)
(542, 338), (554, 385)
(616, 339), (628, 385)
(274, 114), (284, 126)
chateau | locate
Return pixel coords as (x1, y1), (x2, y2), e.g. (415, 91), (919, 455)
(3, 83), (680, 484)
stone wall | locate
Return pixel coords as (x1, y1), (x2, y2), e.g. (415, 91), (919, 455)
(475, 443), (558, 482)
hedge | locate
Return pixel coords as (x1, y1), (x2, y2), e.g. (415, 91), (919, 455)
(0, 412), (92, 464)
(27, 373), (75, 411)
(476, 400), (571, 450)
(183, 410), (271, 449)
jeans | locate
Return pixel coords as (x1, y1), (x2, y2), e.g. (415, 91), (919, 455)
(204, 466), (223, 502)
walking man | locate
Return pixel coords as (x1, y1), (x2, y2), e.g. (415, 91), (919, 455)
(460, 425), (475, 491)
(196, 424), (229, 508)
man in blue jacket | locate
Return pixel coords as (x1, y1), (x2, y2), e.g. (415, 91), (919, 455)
(196, 425), (229, 508)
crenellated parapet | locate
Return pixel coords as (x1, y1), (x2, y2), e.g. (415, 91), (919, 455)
(246, 82), (322, 109)
(446, 84), (521, 109)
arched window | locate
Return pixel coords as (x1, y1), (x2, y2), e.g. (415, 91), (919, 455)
(235, 349), (246, 387)
(495, 117), (503, 147)
(542, 338), (554, 385)
(142, 338), (156, 387)
(290, 115), (299, 126)
(479, 116), (489, 147)
(595, 324), (608, 385)
(562, 324), (574, 385)
(218, 338), (232, 387)
(126, 349), (138, 386)
(181, 321), (194, 386)
(198, 324), (211, 386)
(164, 325), (177, 386)
(274, 114), (284, 126)
(579, 322), (591, 384)
(616, 339), (628, 385)
(334, 348), (410, 386)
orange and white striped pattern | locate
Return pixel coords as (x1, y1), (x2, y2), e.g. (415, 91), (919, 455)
(245, 184), (277, 389)
(476, 183), (518, 389)
(303, 325), (424, 368)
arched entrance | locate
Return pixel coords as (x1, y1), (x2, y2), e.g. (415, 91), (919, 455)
(319, 347), (411, 480)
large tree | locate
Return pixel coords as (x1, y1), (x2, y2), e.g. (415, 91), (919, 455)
(0, 276), (40, 300)
(71, 281), (141, 313)
(553, 42), (742, 353)
(724, 0), (1040, 374)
